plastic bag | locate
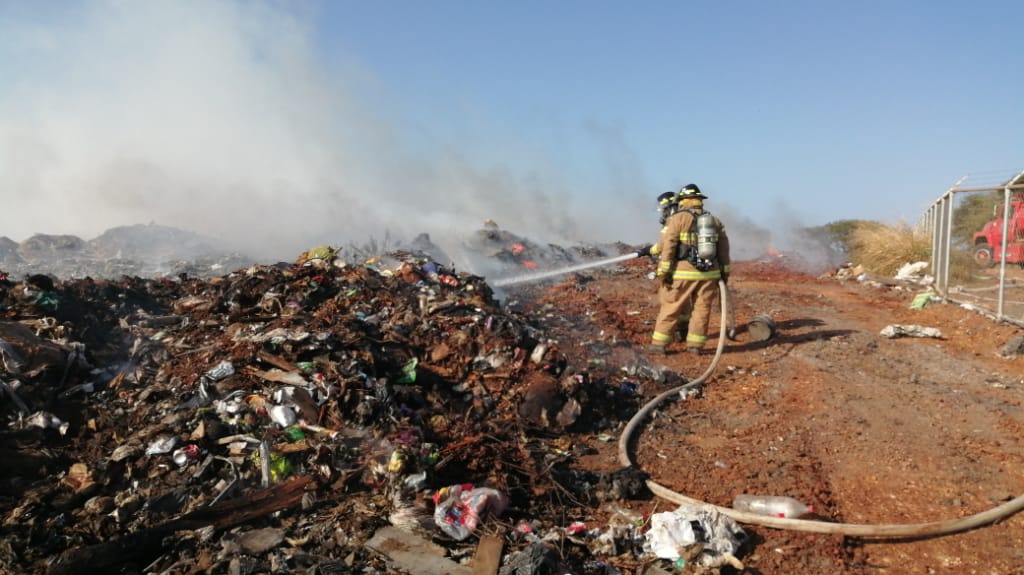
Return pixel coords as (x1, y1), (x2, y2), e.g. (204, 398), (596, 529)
(909, 288), (935, 310)
(880, 324), (942, 339)
(644, 504), (746, 567)
(433, 484), (509, 540)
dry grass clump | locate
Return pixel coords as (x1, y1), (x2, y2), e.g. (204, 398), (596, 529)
(848, 222), (931, 277)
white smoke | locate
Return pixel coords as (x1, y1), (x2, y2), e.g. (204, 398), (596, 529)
(1, 1), (838, 279)
(714, 202), (845, 274)
(0, 1), (653, 266)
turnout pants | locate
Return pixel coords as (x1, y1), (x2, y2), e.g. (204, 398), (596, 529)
(651, 278), (718, 349)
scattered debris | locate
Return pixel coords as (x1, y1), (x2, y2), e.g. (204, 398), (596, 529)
(433, 484), (509, 540)
(880, 324), (944, 339)
(0, 241), (664, 575)
(643, 504), (746, 569)
(909, 288), (937, 310)
(367, 526), (473, 575)
(894, 261), (933, 285)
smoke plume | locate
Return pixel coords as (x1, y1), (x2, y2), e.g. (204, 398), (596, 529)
(1, 2), (842, 278)
(0, 1), (654, 268)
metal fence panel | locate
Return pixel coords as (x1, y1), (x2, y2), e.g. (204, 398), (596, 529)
(927, 170), (1024, 327)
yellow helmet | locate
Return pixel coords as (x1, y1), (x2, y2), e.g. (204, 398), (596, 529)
(678, 183), (706, 200)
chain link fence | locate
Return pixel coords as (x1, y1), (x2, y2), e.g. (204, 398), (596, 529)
(924, 169), (1024, 328)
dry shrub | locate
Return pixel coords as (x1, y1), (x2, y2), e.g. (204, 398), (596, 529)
(848, 222), (931, 277)
(948, 249), (981, 283)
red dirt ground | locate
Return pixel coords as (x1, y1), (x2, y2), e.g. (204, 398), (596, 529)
(522, 257), (1024, 575)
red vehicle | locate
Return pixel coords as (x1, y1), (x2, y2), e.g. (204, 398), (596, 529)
(973, 194), (1024, 266)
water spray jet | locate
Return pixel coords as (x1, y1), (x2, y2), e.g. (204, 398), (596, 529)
(490, 253), (640, 287)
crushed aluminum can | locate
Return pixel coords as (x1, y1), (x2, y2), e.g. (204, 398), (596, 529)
(204, 360), (235, 381)
(172, 444), (201, 466)
(566, 521), (588, 536)
(214, 399), (243, 415)
(271, 387), (294, 403)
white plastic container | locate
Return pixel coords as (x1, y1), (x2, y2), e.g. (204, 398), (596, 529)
(732, 494), (813, 518)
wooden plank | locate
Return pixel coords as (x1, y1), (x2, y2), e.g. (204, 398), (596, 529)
(471, 534), (504, 575)
(366, 526), (472, 575)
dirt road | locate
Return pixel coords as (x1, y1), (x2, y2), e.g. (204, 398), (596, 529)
(518, 257), (1024, 574)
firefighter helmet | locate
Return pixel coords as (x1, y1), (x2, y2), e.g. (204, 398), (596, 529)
(678, 183), (706, 200)
(657, 191), (677, 225)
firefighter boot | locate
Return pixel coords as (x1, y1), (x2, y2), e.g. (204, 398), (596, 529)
(646, 344), (669, 356)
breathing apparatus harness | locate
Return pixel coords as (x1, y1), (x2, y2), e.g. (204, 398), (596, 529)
(676, 208), (719, 272)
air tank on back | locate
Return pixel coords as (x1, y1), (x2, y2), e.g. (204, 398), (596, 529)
(695, 212), (718, 259)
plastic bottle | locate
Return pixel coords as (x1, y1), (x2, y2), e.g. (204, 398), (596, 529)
(732, 494), (813, 518)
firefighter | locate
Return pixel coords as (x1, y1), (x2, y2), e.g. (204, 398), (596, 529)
(647, 183), (731, 355)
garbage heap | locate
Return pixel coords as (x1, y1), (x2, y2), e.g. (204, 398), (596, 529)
(0, 247), (716, 575)
(462, 221), (609, 271)
(0, 225), (255, 280)
(1, 221), (619, 282)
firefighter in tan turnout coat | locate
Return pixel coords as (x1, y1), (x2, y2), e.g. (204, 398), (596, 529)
(648, 183), (731, 355)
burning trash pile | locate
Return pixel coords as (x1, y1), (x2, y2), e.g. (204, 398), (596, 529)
(464, 220), (611, 271)
(1, 220), (619, 284)
(0, 224), (255, 280)
(0, 243), (709, 575)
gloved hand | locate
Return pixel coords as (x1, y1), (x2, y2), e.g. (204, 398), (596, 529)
(720, 271), (730, 284)
(657, 272), (672, 286)
(636, 243), (654, 258)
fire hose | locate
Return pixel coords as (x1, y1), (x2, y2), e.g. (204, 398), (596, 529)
(618, 280), (1024, 537)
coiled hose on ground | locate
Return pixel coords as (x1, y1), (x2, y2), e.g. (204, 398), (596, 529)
(617, 279), (1024, 537)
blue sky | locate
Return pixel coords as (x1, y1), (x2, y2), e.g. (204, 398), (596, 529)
(1, 1), (1022, 263)
(314, 1), (1023, 215)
